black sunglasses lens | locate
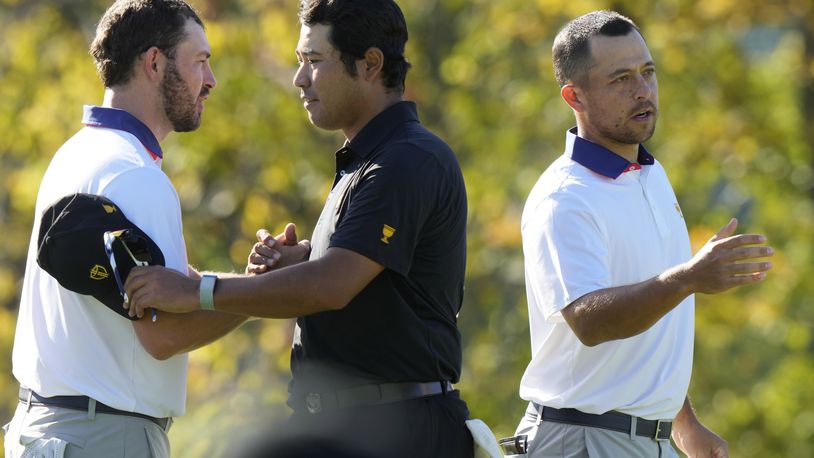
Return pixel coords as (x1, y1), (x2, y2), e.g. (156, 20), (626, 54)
(119, 231), (152, 263)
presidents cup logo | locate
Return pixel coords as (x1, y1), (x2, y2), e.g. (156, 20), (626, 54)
(380, 224), (396, 244)
(90, 264), (109, 280)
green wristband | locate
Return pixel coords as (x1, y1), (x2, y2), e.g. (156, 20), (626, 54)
(199, 274), (217, 311)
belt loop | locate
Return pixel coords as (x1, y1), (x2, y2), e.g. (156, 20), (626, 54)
(165, 417), (173, 432)
(535, 404), (543, 426)
(441, 381), (448, 394)
(87, 398), (97, 421)
(629, 416), (637, 441)
(25, 390), (33, 413)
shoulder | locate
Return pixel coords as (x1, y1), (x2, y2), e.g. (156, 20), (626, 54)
(61, 127), (153, 169)
(526, 156), (594, 207)
(522, 157), (599, 229)
(383, 122), (457, 168)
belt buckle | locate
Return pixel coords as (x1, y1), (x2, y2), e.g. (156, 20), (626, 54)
(653, 420), (669, 441)
(305, 393), (322, 414)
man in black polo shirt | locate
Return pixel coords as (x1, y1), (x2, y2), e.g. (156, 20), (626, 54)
(124, 0), (473, 455)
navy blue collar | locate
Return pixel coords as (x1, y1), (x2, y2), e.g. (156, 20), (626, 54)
(565, 127), (654, 179)
(82, 106), (163, 159)
(345, 101), (418, 159)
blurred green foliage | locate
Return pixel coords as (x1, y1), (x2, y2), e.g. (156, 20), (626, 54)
(1, 0), (813, 456)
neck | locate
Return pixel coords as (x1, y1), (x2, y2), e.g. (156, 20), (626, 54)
(342, 92), (403, 142)
(102, 86), (171, 142)
(575, 119), (640, 163)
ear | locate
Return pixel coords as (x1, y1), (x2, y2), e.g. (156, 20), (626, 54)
(561, 83), (586, 113)
(142, 46), (164, 83)
(359, 47), (384, 82)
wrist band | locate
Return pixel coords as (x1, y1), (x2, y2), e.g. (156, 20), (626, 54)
(199, 274), (217, 311)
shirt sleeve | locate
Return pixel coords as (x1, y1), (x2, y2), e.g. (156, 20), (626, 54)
(100, 167), (188, 275)
(522, 193), (611, 321)
(329, 150), (441, 276)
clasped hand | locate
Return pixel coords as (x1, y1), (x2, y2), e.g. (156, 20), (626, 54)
(123, 223), (310, 318)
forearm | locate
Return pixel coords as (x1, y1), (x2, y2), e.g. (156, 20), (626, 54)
(214, 256), (360, 317)
(671, 396), (729, 457)
(125, 248), (384, 318)
(674, 397), (697, 428)
(563, 263), (693, 346)
(134, 310), (247, 360)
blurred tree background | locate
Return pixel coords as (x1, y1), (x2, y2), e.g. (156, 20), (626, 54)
(1, 0), (813, 456)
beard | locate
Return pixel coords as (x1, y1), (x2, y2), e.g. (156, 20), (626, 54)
(161, 59), (202, 132)
(598, 118), (657, 145)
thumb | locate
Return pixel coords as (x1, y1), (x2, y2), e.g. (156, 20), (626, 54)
(284, 223), (298, 246)
(256, 228), (273, 244)
(710, 218), (738, 242)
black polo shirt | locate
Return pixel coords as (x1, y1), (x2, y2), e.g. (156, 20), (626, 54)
(289, 101), (467, 397)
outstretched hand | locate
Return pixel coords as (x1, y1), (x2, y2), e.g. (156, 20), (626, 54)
(246, 223), (311, 275)
(124, 266), (200, 318)
(681, 218), (773, 294)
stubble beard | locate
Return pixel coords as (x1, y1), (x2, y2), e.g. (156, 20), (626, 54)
(600, 115), (657, 146)
(161, 59), (202, 133)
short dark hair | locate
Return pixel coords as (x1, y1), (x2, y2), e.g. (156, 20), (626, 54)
(552, 10), (640, 87)
(90, 0), (204, 88)
(298, 0), (411, 93)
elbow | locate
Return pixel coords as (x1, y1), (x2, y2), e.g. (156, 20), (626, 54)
(317, 294), (351, 312)
(139, 335), (182, 361)
(144, 347), (175, 361)
(307, 278), (355, 313)
(573, 331), (603, 347)
(562, 309), (605, 347)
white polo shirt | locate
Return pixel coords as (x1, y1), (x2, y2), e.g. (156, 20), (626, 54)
(12, 106), (189, 418)
(518, 128), (694, 420)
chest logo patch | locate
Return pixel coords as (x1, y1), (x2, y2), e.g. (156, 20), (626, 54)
(380, 224), (396, 244)
(102, 204), (117, 214)
(90, 264), (109, 280)
(674, 203), (684, 218)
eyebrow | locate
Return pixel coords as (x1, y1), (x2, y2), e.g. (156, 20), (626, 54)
(606, 61), (655, 79)
(297, 48), (324, 58)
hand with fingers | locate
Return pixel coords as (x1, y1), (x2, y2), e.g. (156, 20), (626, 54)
(246, 223), (311, 275)
(124, 266), (200, 318)
(681, 218), (773, 294)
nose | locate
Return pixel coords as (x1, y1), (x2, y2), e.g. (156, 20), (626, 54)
(204, 61), (217, 90)
(293, 63), (309, 89)
(633, 74), (652, 100)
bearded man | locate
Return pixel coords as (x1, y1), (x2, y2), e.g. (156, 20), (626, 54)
(3, 1), (251, 456)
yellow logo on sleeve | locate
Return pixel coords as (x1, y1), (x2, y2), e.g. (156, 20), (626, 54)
(90, 265), (109, 280)
(102, 204), (117, 214)
(381, 224), (396, 244)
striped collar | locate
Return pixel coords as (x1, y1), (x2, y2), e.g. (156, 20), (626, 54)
(82, 105), (163, 160)
(565, 127), (654, 179)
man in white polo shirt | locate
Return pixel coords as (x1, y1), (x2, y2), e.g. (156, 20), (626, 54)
(508, 11), (774, 458)
(2, 1), (264, 456)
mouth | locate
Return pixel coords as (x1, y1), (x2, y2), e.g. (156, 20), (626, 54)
(631, 107), (656, 121)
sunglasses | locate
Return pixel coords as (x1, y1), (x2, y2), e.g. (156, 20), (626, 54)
(103, 229), (156, 321)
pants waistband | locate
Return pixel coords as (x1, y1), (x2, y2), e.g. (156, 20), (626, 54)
(534, 403), (672, 441)
(19, 387), (171, 430)
(299, 381), (453, 414)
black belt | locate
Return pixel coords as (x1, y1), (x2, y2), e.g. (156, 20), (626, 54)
(301, 381), (453, 414)
(19, 387), (171, 430)
(536, 404), (672, 441)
